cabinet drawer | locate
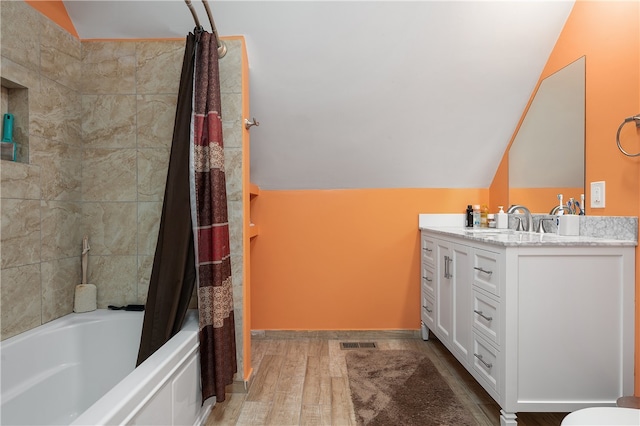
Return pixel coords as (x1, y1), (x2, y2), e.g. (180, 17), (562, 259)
(421, 295), (435, 330)
(421, 235), (436, 265)
(472, 333), (500, 396)
(472, 290), (500, 346)
(421, 263), (435, 299)
(473, 249), (501, 297)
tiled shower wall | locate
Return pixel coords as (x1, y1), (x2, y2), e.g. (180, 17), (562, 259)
(1, 0), (83, 336)
(0, 1), (246, 375)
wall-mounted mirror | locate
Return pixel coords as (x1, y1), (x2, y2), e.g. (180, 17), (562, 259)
(508, 56), (585, 213)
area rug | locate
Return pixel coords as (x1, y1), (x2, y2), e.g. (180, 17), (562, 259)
(345, 350), (478, 426)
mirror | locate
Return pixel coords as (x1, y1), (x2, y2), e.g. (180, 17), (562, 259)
(508, 56), (585, 213)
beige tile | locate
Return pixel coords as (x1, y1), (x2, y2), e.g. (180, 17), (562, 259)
(222, 119), (242, 149)
(82, 95), (137, 148)
(219, 39), (242, 95)
(233, 312), (245, 381)
(137, 255), (153, 304)
(41, 18), (82, 91)
(227, 200), (243, 256)
(1, 86), (7, 112)
(137, 148), (169, 202)
(137, 202), (161, 255)
(136, 94), (177, 149)
(41, 14), (81, 60)
(89, 255), (137, 308)
(30, 138), (82, 201)
(0, 57), (40, 92)
(231, 260), (244, 310)
(0, 161), (41, 199)
(41, 257), (80, 323)
(0, 198), (41, 269)
(82, 148), (137, 201)
(136, 40), (184, 94)
(81, 41), (136, 94)
(40, 200), (82, 261)
(224, 148), (243, 202)
(82, 202), (137, 255)
(0, 1), (41, 72)
(221, 92), (242, 125)
(31, 77), (81, 144)
(1, 264), (41, 340)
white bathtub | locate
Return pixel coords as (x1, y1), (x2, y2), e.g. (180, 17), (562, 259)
(0, 309), (213, 425)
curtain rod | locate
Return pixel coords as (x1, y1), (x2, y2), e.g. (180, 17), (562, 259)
(184, 0), (227, 58)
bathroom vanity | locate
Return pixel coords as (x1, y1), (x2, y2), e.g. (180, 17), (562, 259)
(419, 226), (636, 426)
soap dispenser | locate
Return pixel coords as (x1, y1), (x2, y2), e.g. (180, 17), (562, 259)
(496, 206), (508, 229)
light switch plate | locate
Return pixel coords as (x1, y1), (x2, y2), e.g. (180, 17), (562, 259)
(590, 181), (605, 208)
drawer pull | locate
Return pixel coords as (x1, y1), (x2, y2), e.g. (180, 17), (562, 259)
(422, 276), (433, 282)
(474, 353), (493, 369)
(474, 266), (493, 275)
(423, 305), (433, 313)
(422, 247), (433, 252)
(473, 309), (493, 321)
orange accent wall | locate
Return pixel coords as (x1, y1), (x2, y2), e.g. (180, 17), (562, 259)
(25, 0), (78, 38)
(492, 0), (640, 393)
(250, 188), (487, 330)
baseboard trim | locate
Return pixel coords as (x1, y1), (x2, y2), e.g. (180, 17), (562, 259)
(250, 329), (421, 340)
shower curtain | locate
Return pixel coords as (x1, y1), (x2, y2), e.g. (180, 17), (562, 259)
(137, 30), (236, 404)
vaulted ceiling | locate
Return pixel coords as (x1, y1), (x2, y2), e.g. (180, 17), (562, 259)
(62, 1), (575, 190)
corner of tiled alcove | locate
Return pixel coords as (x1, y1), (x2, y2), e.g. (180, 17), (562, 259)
(0, 264), (41, 340)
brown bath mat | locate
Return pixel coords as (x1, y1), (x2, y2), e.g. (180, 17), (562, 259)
(345, 349), (478, 425)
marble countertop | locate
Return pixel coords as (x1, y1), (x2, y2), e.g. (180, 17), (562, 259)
(420, 227), (638, 247)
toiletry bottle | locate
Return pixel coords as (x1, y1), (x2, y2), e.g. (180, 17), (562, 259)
(496, 206), (508, 229)
(488, 213), (496, 228)
(472, 205), (481, 228)
(465, 205), (473, 228)
(480, 204), (489, 228)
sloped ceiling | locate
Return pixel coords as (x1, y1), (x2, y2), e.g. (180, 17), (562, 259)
(63, 0), (574, 190)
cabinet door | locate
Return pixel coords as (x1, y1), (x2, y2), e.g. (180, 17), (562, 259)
(435, 241), (452, 343)
(450, 243), (472, 363)
(435, 240), (472, 364)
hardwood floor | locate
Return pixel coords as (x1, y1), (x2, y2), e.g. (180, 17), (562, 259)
(205, 332), (568, 426)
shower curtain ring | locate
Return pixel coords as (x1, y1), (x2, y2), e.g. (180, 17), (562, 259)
(244, 118), (260, 130)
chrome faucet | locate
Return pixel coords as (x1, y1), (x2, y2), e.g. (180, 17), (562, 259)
(549, 205), (573, 215)
(506, 205), (533, 232)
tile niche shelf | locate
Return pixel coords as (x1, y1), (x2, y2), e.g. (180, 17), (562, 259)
(249, 183), (260, 238)
(0, 78), (29, 163)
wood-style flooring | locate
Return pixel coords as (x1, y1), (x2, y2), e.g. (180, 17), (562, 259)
(205, 332), (568, 426)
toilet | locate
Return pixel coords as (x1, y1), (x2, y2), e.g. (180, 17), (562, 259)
(561, 407), (640, 425)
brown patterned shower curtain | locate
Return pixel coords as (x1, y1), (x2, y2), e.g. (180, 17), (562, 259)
(191, 31), (237, 402)
(137, 30), (236, 404)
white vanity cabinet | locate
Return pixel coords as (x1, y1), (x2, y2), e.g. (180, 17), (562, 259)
(420, 229), (635, 426)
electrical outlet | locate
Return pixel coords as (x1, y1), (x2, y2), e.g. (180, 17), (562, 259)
(590, 181), (605, 208)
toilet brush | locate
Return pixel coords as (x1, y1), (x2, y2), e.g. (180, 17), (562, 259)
(74, 236), (97, 313)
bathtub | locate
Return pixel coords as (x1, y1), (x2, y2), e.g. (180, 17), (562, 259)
(0, 309), (214, 425)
